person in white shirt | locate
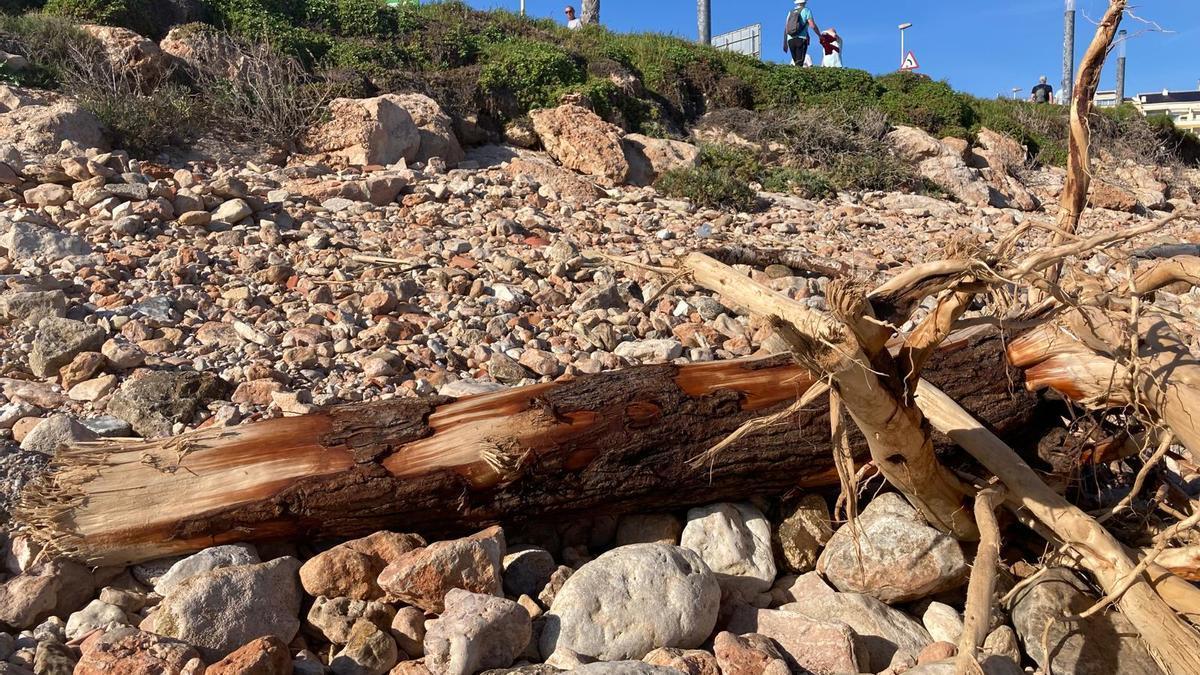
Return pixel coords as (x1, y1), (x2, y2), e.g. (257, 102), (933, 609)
(565, 6), (583, 29)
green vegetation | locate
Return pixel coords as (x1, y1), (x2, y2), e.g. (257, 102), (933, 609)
(1, 0), (1196, 174)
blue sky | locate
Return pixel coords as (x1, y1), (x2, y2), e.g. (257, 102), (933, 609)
(462, 0), (1200, 98)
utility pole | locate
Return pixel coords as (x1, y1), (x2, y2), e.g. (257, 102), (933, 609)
(581, 0), (599, 26)
(1115, 29), (1127, 104)
(1062, 0), (1076, 102)
(698, 0), (711, 45)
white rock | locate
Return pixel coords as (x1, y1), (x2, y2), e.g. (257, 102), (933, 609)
(153, 544), (260, 596)
(65, 599), (128, 640)
(680, 502), (776, 598)
(922, 602), (964, 644)
(540, 543), (719, 661)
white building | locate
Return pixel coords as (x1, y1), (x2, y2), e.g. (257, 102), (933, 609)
(1134, 89), (1200, 132)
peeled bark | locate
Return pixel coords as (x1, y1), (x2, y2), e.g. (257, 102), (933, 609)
(16, 337), (1033, 567)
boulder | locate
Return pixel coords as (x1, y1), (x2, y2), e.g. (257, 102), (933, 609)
(1, 221), (92, 262)
(390, 93), (464, 167)
(65, 599), (128, 640)
(502, 546), (557, 598)
(390, 606), (426, 658)
(973, 128), (1026, 172)
(106, 370), (228, 437)
(330, 620), (398, 675)
(160, 24), (240, 76)
(711, 631), (789, 675)
(29, 318), (106, 378)
(1008, 567), (1160, 675)
(781, 591), (932, 672)
(921, 602), (963, 644)
(302, 95), (421, 167)
(540, 543), (720, 661)
(528, 104), (629, 185)
(504, 157), (603, 202)
(207, 636), (292, 675)
(424, 589), (531, 675)
(0, 560), (94, 629)
(773, 494), (832, 574)
(725, 605), (865, 675)
(0, 290), (66, 326)
(18, 413), (98, 455)
(622, 134), (700, 186)
(680, 502), (775, 598)
(301, 531), (424, 601)
(887, 125), (1035, 211)
(80, 25), (169, 83)
(306, 596), (395, 645)
(148, 557), (303, 661)
(376, 526), (503, 613)
(816, 493), (968, 603)
(154, 544), (261, 596)
(1089, 180), (1140, 212)
(74, 626), (204, 675)
(0, 86), (107, 154)
(642, 647), (719, 675)
(613, 339), (683, 364)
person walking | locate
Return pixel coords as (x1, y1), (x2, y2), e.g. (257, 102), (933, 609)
(1031, 76), (1054, 103)
(783, 0), (819, 67)
(564, 5), (583, 29)
(819, 27), (842, 67)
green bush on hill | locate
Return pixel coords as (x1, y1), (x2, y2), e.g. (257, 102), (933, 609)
(478, 37), (584, 113)
(877, 71), (975, 137)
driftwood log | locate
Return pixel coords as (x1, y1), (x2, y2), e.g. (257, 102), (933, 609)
(17, 329), (1034, 566)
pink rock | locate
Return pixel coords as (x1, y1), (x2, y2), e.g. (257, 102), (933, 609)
(376, 526), (504, 613)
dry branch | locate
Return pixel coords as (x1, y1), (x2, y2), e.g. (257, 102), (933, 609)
(956, 483), (1005, 672)
(915, 381), (1200, 674)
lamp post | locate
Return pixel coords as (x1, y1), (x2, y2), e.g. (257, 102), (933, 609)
(1063, 0), (1076, 102)
(698, 0), (711, 45)
(1115, 29), (1127, 104)
(519, 0), (524, 15)
(1012, 87), (1022, 100)
(898, 22), (912, 69)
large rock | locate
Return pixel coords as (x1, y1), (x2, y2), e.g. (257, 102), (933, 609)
(390, 93), (464, 167)
(504, 157), (603, 203)
(1, 221), (92, 263)
(642, 647), (719, 675)
(680, 502), (775, 598)
(725, 605), (865, 675)
(528, 104), (629, 186)
(973, 127), (1026, 172)
(80, 25), (169, 82)
(306, 596), (395, 645)
(154, 543), (260, 595)
(623, 134), (700, 186)
(301, 531), (424, 601)
(207, 636), (292, 675)
(65, 599), (128, 639)
(74, 626), (204, 675)
(0, 560), (94, 629)
(0, 290), (66, 326)
(816, 493), (967, 603)
(29, 318), (105, 378)
(330, 619), (398, 675)
(376, 526), (504, 613)
(0, 86), (107, 154)
(502, 546), (557, 598)
(18, 413), (98, 455)
(782, 589), (932, 672)
(302, 95), (421, 167)
(106, 370), (228, 437)
(424, 589), (531, 675)
(773, 494), (832, 574)
(712, 631), (789, 675)
(1009, 567), (1160, 675)
(148, 557), (303, 661)
(540, 543), (720, 661)
(887, 125), (1033, 211)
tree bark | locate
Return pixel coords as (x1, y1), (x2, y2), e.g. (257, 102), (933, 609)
(18, 333), (1033, 567)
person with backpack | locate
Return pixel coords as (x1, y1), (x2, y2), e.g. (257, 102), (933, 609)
(783, 0), (820, 66)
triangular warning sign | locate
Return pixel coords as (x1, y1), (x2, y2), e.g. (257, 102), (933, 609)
(901, 51), (920, 71)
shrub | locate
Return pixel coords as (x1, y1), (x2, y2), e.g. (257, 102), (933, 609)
(877, 71), (975, 137)
(968, 97), (1068, 166)
(0, 12), (95, 87)
(762, 167), (833, 198)
(758, 67), (881, 111)
(479, 38), (583, 113)
(44, 0), (170, 37)
(656, 164), (756, 212)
